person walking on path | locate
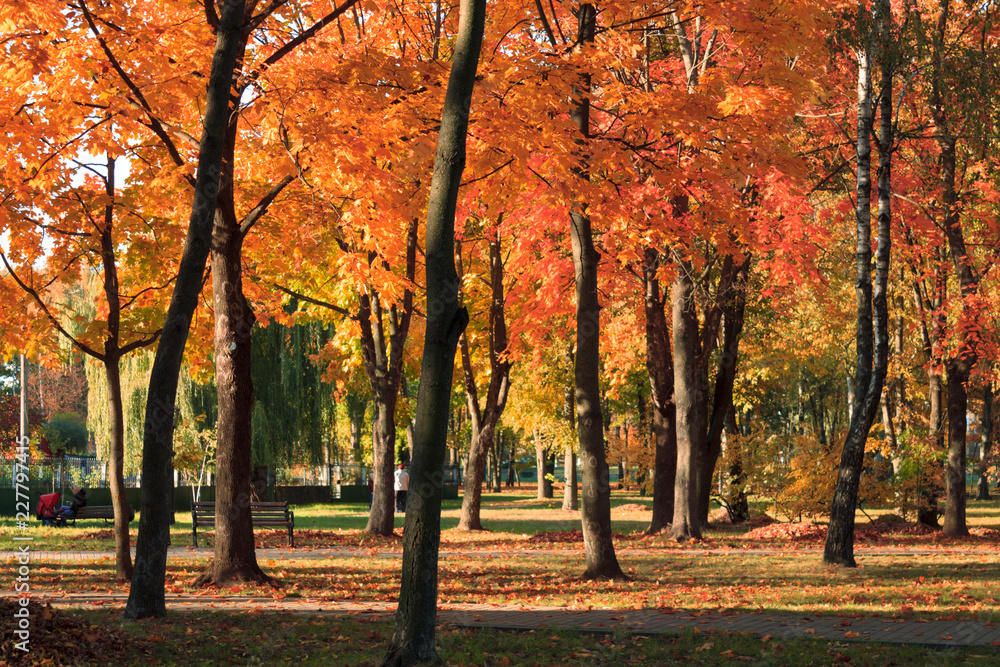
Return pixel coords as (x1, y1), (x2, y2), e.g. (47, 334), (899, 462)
(394, 463), (409, 513)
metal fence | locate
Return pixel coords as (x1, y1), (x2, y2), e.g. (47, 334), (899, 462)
(4, 458), (464, 492)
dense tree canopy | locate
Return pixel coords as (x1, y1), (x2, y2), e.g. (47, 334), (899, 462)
(4, 3), (1000, 654)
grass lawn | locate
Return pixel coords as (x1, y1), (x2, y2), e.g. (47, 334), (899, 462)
(5, 489), (1000, 665)
(4, 603), (998, 666)
(4, 487), (999, 551)
(22, 550), (1000, 621)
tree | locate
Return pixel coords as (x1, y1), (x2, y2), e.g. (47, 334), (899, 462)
(824, 0), (894, 568)
(642, 248), (676, 534)
(383, 0), (484, 661)
(563, 1), (627, 582)
(456, 229), (512, 531)
(126, 0), (252, 619)
(1, 152), (164, 582)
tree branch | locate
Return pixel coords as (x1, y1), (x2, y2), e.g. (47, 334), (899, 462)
(118, 331), (163, 356)
(260, 0), (362, 68)
(273, 283), (354, 318)
(79, 0), (188, 169)
(0, 252), (106, 362)
(239, 175), (295, 237)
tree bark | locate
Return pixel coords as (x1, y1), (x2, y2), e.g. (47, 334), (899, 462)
(361, 222), (417, 536)
(382, 0), (482, 660)
(457, 235), (512, 530)
(194, 191), (273, 587)
(943, 357), (970, 536)
(643, 248), (676, 534)
(95, 156), (134, 583)
(911, 267), (945, 526)
(670, 260), (702, 541)
(698, 255), (750, 525)
(978, 382), (993, 500)
(125, 0), (248, 620)
(723, 407), (749, 522)
(104, 359), (133, 582)
(567, 2), (625, 582)
(563, 363), (578, 511)
(824, 5), (892, 566)
(568, 1), (625, 579)
(929, 0), (977, 539)
(535, 435), (552, 499)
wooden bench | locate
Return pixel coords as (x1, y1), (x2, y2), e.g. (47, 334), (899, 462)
(71, 505), (135, 526)
(190, 501), (295, 548)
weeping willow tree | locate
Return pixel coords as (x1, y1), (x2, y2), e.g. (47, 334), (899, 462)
(87, 352), (217, 477)
(250, 316), (337, 492)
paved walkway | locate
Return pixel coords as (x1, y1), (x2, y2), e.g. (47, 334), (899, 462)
(7, 592), (999, 649)
(0, 545), (984, 561)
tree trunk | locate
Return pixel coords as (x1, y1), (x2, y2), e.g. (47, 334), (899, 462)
(105, 358), (133, 582)
(456, 235), (511, 530)
(670, 261), (702, 542)
(126, 0), (248, 620)
(698, 256), (750, 525)
(492, 430), (504, 492)
(347, 392), (367, 462)
(382, 0), (482, 659)
(562, 375), (578, 511)
(361, 223), (417, 536)
(562, 444), (578, 511)
(824, 7), (892, 567)
(194, 198), (272, 587)
(96, 155), (133, 583)
(535, 436), (551, 499)
(567, 4), (624, 582)
(459, 423), (490, 530)
(723, 408), (749, 522)
(943, 359), (970, 536)
(929, 0), (978, 539)
(250, 465), (269, 501)
(643, 248), (676, 534)
(366, 395), (398, 534)
(978, 382), (993, 500)
(912, 271), (945, 527)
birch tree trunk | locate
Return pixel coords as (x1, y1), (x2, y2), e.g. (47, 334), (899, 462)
(824, 1), (892, 566)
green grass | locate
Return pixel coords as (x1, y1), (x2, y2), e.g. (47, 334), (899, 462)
(4, 491), (1000, 551)
(55, 610), (1000, 666)
(21, 549), (1000, 622)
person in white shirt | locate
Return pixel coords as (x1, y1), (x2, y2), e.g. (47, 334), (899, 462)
(394, 463), (409, 513)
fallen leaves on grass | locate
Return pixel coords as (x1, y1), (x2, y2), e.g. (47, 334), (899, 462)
(742, 523), (826, 542)
(528, 530), (626, 544)
(616, 504), (651, 513)
(0, 598), (129, 665)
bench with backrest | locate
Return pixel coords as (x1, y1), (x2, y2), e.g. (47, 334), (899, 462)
(71, 505), (135, 526)
(190, 500), (295, 548)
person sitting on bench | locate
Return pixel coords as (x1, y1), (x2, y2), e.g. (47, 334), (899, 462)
(69, 486), (87, 516)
